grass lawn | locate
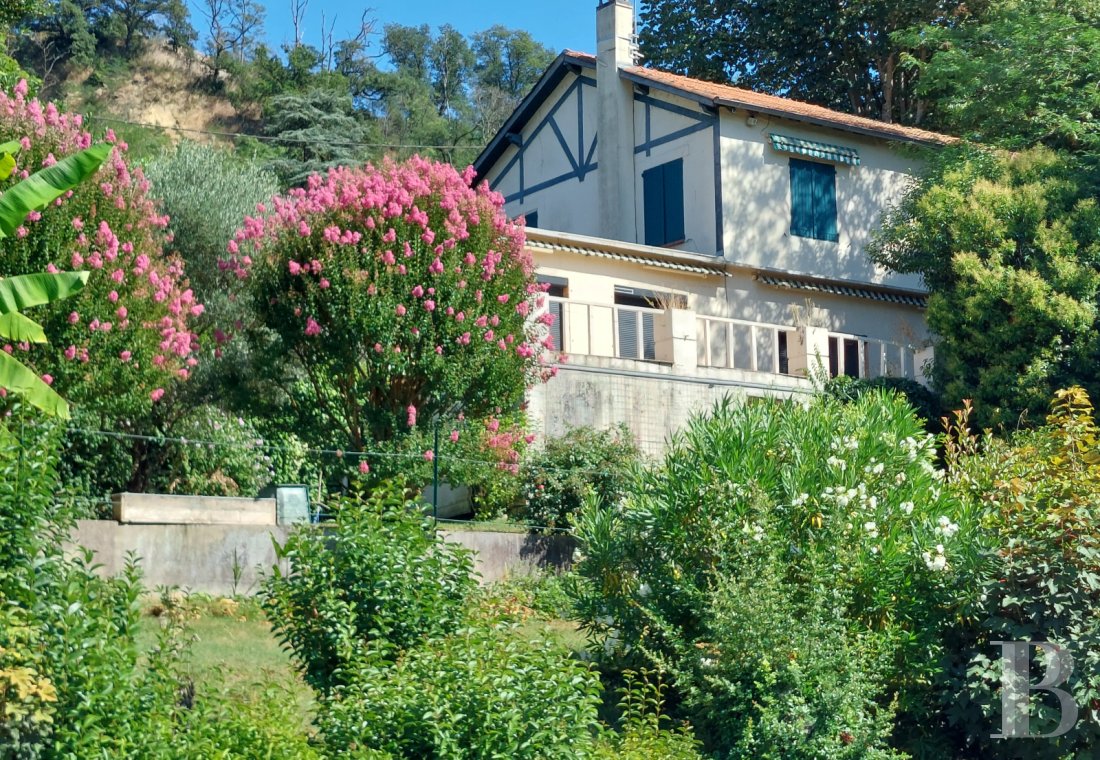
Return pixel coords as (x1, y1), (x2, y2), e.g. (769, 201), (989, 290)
(137, 599), (315, 724)
(135, 590), (586, 728)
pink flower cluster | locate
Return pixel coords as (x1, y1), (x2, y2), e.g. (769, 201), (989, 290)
(0, 81), (201, 407)
(225, 155), (557, 459)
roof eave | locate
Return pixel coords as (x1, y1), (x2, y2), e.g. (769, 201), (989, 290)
(619, 69), (717, 109)
(728, 259), (930, 298)
(473, 52), (595, 182)
(712, 97), (951, 147)
(526, 228), (729, 272)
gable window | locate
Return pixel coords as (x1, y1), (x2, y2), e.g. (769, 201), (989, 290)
(642, 159), (685, 247)
(789, 158), (838, 242)
(523, 210), (538, 229)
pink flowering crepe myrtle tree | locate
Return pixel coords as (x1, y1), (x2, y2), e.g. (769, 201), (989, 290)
(0, 81), (201, 418)
(225, 156), (558, 456)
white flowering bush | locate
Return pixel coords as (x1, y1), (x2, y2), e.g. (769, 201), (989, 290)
(570, 391), (979, 756)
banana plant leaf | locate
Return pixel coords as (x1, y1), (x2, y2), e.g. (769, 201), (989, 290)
(0, 140), (20, 182)
(0, 349), (69, 418)
(0, 271), (89, 316)
(0, 142), (111, 239)
(0, 311), (46, 343)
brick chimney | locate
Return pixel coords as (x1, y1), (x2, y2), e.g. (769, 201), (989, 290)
(596, 0), (636, 242)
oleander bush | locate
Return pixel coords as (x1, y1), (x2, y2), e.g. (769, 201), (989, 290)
(570, 391), (978, 756)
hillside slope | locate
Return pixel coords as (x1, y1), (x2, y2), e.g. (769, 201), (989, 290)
(61, 43), (255, 147)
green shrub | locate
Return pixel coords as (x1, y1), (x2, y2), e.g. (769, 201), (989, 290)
(151, 405), (274, 496)
(0, 411), (316, 758)
(592, 671), (704, 760)
(261, 479), (476, 695)
(823, 375), (942, 428)
(679, 549), (903, 758)
(0, 413), (182, 757)
(318, 624), (602, 759)
(516, 425), (642, 530)
(570, 393), (976, 755)
(935, 388), (1100, 755)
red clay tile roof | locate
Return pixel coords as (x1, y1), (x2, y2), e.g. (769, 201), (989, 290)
(563, 50), (597, 64)
(560, 50), (953, 146)
(624, 67), (954, 145)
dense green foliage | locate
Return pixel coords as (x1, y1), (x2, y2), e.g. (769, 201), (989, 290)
(869, 146), (1100, 427)
(318, 623), (602, 758)
(516, 424), (643, 530)
(824, 375), (942, 428)
(638, 0), (976, 124)
(899, 0), (1100, 151)
(262, 479), (476, 695)
(260, 478), (702, 758)
(0, 411), (317, 758)
(570, 392), (975, 755)
(933, 388), (1100, 754)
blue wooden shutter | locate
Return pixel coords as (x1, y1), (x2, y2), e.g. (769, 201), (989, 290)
(643, 159), (685, 246)
(814, 162), (838, 242)
(643, 164), (666, 246)
(789, 159), (814, 238)
(664, 159), (684, 243)
(791, 159), (838, 241)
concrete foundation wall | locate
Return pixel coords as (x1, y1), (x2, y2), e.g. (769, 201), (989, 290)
(68, 520), (574, 595)
(528, 357), (810, 455)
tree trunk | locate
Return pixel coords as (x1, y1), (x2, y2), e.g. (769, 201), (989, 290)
(880, 54), (896, 124)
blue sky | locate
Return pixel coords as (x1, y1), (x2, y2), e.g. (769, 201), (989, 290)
(189, 0), (615, 63)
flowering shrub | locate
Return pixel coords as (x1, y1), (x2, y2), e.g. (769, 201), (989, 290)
(440, 410), (530, 517)
(516, 424), (642, 530)
(570, 392), (976, 755)
(225, 156), (553, 466)
(0, 82), (199, 419)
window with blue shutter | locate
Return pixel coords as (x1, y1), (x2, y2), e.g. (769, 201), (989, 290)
(789, 158), (838, 242)
(642, 159), (685, 246)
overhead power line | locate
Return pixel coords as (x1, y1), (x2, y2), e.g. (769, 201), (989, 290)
(83, 114), (484, 153)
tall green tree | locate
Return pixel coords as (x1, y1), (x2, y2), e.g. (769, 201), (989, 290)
(470, 26), (553, 139)
(898, 0), (1100, 151)
(260, 87), (376, 185)
(637, 0), (981, 124)
(472, 26), (553, 99)
(868, 146), (1100, 427)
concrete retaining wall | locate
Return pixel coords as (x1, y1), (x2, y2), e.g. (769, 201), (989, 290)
(112, 492), (277, 525)
(68, 520), (574, 595)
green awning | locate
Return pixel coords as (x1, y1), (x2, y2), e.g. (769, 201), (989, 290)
(769, 134), (860, 166)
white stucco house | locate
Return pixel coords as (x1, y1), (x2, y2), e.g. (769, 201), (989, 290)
(473, 0), (952, 452)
